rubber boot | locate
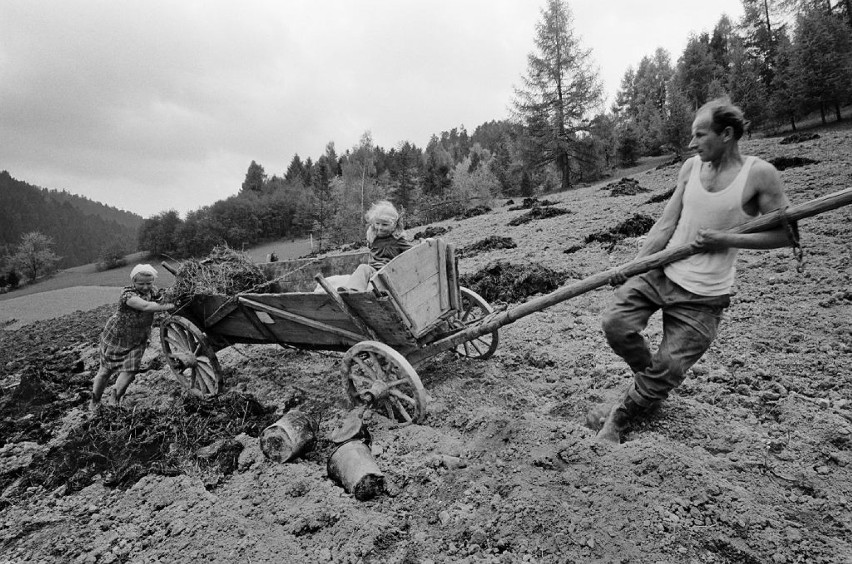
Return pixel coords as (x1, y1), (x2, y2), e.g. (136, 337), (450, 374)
(595, 395), (645, 444)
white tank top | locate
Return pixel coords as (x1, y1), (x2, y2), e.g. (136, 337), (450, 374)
(663, 155), (755, 296)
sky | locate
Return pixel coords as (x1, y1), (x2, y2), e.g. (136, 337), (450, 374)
(0, 0), (745, 218)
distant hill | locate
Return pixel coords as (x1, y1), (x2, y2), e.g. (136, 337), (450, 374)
(0, 170), (143, 268)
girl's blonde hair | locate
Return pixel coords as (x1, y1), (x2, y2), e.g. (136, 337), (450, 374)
(365, 200), (405, 244)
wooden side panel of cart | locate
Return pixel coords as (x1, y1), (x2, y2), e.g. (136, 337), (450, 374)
(186, 238), (460, 352)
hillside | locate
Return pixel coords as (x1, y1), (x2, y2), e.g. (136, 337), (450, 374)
(0, 125), (851, 563)
(0, 171), (142, 269)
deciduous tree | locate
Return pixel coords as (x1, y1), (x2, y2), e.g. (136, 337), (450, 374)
(13, 231), (60, 281)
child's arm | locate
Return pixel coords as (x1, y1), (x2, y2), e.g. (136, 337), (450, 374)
(126, 295), (175, 312)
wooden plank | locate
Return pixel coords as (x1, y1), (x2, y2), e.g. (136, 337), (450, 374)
(344, 294), (418, 347)
(314, 274), (378, 340)
(446, 243), (460, 311)
(238, 303), (287, 343)
(238, 297), (365, 343)
(397, 273), (443, 333)
(203, 300), (239, 328)
(373, 239), (448, 336)
(374, 271), (418, 331)
(261, 251), (370, 292)
(437, 240), (449, 310)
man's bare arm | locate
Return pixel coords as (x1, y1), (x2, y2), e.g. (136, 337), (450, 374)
(635, 160), (691, 259)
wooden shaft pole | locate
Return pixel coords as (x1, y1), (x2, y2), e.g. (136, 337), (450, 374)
(408, 187), (852, 364)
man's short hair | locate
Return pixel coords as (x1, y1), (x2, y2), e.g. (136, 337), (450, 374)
(698, 97), (746, 140)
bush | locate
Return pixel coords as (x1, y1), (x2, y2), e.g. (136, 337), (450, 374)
(96, 244), (128, 272)
(5, 270), (20, 289)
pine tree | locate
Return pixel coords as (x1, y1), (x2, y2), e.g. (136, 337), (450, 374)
(241, 161), (266, 194)
(513, 0), (603, 191)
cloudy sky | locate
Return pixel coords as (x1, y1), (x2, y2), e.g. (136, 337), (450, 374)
(1, 0), (744, 218)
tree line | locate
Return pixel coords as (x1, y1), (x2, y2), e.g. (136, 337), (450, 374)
(0, 171), (142, 285)
(136, 0), (850, 259)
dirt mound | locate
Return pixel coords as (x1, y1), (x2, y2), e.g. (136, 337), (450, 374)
(508, 206), (572, 226)
(412, 225), (452, 240)
(586, 213), (655, 250)
(459, 260), (566, 302)
(507, 197), (556, 211)
(457, 236), (517, 258)
(604, 177), (649, 196)
(780, 132), (820, 145)
(768, 156), (820, 170)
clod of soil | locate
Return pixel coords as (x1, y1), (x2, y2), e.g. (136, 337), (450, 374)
(456, 205), (491, 219)
(508, 197), (556, 211)
(563, 243), (584, 254)
(780, 132), (820, 145)
(604, 177), (649, 197)
(412, 225), (452, 240)
(459, 260), (566, 303)
(585, 213), (656, 250)
(768, 156), (820, 170)
(508, 206), (572, 226)
(457, 236), (517, 258)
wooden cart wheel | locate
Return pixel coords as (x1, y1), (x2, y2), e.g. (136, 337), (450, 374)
(160, 315), (223, 397)
(455, 287), (499, 360)
(341, 341), (427, 424)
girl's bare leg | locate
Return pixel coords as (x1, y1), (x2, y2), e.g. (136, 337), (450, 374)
(113, 372), (136, 404)
(90, 366), (111, 410)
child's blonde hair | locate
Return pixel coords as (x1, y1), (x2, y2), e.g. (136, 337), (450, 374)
(365, 200), (405, 244)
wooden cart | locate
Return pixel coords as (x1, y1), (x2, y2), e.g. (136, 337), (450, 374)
(160, 187), (852, 424)
(160, 238), (498, 424)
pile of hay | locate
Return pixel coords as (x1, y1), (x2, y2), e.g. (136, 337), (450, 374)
(768, 156), (820, 171)
(165, 245), (269, 306)
(644, 187), (675, 205)
(507, 197), (556, 211)
(413, 225), (452, 240)
(456, 205), (492, 220)
(780, 132), (820, 145)
(507, 206), (572, 226)
(5, 392), (277, 496)
(604, 177), (648, 197)
(585, 214), (655, 251)
(458, 236), (517, 258)
(459, 260), (566, 303)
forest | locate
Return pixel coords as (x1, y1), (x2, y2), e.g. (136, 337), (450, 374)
(139, 0), (851, 260)
(0, 171), (142, 272)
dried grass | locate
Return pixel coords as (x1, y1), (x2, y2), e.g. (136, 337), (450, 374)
(165, 245), (270, 306)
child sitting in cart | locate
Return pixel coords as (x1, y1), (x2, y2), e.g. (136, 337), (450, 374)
(345, 200), (413, 292)
(90, 264), (175, 411)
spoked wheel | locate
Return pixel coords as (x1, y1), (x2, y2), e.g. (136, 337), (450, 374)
(160, 315), (223, 397)
(455, 287), (499, 360)
(341, 341), (427, 424)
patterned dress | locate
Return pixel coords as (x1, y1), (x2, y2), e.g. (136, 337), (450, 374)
(99, 286), (163, 373)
